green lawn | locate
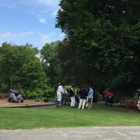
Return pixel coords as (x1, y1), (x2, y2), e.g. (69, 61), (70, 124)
(0, 103), (139, 130)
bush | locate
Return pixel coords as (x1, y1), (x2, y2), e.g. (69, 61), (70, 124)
(43, 86), (55, 98)
(93, 91), (102, 103)
(20, 86), (55, 100)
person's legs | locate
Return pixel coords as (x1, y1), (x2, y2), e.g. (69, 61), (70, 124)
(82, 99), (86, 109)
(88, 98), (93, 109)
(88, 98), (91, 109)
(105, 97), (107, 106)
(73, 97), (75, 106)
(105, 97), (109, 106)
(85, 97), (88, 108)
(57, 92), (61, 105)
(70, 97), (75, 107)
(108, 99), (111, 106)
(111, 102), (113, 107)
(70, 97), (72, 107)
(137, 103), (140, 110)
(75, 97), (78, 106)
(107, 97), (109, 106)
(75, 96), (79, 105)
(111, 97), (114, 107)
(78, 99), (83, 109)
(91, 98), (93, 108)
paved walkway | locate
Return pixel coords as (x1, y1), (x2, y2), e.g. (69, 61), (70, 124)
(0, 126), (140, 140)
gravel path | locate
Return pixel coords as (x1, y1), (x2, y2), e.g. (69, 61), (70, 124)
(0, 126), (140, 140)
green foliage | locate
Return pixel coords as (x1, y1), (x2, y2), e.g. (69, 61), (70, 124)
(20, 86), (55, 99)
(43, 86), (56, 98)
(94, 91), (103, 103)
(56, 0), (140, 93)
(64, 85), (72, 93)
(40, 41), (65, 86)
(0, 42), (47, 98)
(21, 60), (47, 90)
(0, 1), (140, 100)
(20, 88), (43, 99)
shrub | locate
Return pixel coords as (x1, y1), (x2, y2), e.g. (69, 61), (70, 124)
(93, 91), (103, 103)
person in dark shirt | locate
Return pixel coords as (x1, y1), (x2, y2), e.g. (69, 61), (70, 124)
(108, 91), (114, 107)
(69, 85), (75, 107)
(75, 86), (81, 106)
(137, 92), (140, 110)
(138, 92), (140, 99)
(78, 86), (88, 110)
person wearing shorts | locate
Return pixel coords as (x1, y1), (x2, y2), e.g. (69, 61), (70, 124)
(88, 85), (94, 109)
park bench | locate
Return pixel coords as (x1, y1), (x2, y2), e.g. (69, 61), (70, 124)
(125, 98), (139, 108)
(119, 98), (139, 108)
(119, 98), (131, 106)
(0, 93), (10, 100)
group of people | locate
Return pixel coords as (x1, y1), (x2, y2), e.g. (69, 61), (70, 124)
(56, 83), (94, 109)
(103, 88), (114, 107)
(103, 88), (140, 110)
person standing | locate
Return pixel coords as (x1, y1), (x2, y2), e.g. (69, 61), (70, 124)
(103, 88), (110, 106)
(57, 83), (65, 106)
(137, 92), (140, 111)
(138, 92), (140, 99)
(69, 85), (75, 107)
(75, 86), (81, 106)
(108, 91), (114, 107)
(88, 85), (94, 109)
(78, 86), (88, 110)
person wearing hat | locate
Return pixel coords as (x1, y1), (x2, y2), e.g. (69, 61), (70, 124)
(57, 83), (66, 106)
(69, 85), (75, 107)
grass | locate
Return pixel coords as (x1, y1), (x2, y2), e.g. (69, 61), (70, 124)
(0, 103), (139, 130)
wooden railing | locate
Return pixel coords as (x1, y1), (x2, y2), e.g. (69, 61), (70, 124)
(119, 98), (139, 108)
(0, 93), (10, 100)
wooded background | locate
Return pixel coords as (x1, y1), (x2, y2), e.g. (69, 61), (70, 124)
(0, 0), (140, 100)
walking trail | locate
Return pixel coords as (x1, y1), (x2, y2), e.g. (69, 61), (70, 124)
(0, 126), (140, 140)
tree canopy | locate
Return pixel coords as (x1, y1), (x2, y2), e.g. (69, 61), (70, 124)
(56, 0), (140, 92)
(40, 41), (63, 86)
(0, 42), (47, 98)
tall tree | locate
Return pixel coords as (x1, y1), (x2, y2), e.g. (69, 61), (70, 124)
(40, 41), (64, 86)
(56, 0), (140, 92)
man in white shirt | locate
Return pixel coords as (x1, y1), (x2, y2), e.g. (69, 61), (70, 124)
(57, 83), (67, 106)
